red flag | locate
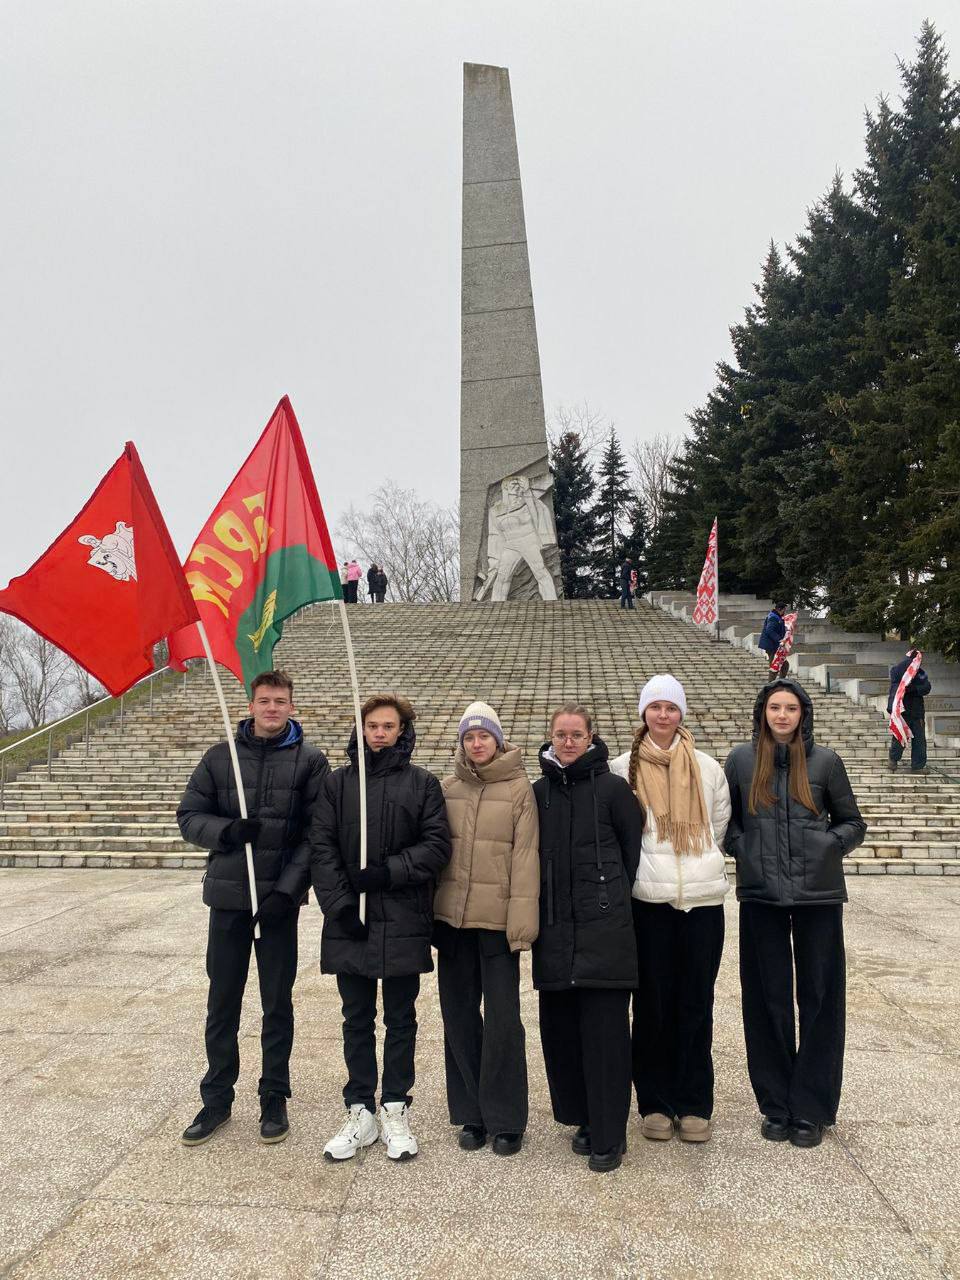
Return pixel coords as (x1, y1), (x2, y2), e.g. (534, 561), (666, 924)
(770, 612), (798, 674)
(691, 518), (718, 626)
(0, 443), (198, 696)
(890, 651), (923, 746)
(167, 397), (341, 690)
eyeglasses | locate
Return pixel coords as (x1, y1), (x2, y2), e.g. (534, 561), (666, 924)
(552, 732), (589, 744)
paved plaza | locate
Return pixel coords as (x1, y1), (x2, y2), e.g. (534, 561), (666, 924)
(0, 869), (958, 1279)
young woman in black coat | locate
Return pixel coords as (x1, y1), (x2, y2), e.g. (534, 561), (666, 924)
(533, 703), (644, 1173)
(723, 679), (866, 1149)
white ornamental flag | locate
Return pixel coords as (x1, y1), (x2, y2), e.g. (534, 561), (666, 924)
(692, 518), (718, 625)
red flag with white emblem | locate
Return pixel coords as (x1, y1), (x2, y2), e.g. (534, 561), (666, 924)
(0, 443), (197, 695)
(691, 518), (718, 626)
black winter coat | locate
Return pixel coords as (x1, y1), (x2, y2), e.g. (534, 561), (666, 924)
(177, 719), (330, 911)
(532, 737), (644, 991)
(310, 724), (451, 978)
(723, 680), (867, 907)
(887, 656), (932, 717)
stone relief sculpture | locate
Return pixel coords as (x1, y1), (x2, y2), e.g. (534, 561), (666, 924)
(475, 472), (558, 601)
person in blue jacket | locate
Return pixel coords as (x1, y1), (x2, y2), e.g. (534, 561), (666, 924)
(758, 606), (788, 676)
(887, 649), (932, 773)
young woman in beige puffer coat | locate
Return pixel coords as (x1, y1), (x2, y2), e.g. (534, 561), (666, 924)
(434, 701), (539, 1157)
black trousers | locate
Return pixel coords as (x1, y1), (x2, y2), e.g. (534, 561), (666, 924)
(200, 905), (299, 1109)
(344, 581), (358, 603)
(437, 928), (528, 1135)
(889, 712), (927, 770)
(336, 972), (421, 1113)
(739, 902), (845, 1126)
(538, 987), (632, 1154)
(619, 586), (634, 609)
(631, 900), (725, 1120)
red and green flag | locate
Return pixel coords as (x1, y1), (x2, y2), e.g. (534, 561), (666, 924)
(167, 396), (341, 690)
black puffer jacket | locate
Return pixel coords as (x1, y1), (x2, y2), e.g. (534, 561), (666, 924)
(532, 737), (644, 991)
(723, 680), (867, 906)
(177, 719), (330, 910)
(310, 723), (451, 978)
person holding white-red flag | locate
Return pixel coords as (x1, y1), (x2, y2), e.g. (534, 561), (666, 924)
(887, 648), (932, 773)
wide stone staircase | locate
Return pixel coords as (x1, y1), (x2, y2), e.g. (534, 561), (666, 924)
(1, 599), (959, 874)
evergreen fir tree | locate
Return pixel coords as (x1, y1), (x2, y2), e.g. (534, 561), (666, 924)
(591, 429), (634, 597)
(550, 431), (597, 598)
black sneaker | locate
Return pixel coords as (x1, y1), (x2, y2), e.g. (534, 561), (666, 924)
(492, 1132), (522, 1156)
(571, 1125), (591, 1156)
(259, 1094), (289, 1144)
(182, 1106), (231, 1146)
(458, 1124), (487, 1151)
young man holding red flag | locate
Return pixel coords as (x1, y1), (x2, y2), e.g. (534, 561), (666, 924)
(178, 670), (329, 1146)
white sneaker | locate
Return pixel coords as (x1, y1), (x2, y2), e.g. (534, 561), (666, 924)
(323, 1104), (378, 1162)
(379, 1101), (418, 1161)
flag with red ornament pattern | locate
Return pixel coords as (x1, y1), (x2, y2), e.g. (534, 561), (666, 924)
(691, 518), (718, 626)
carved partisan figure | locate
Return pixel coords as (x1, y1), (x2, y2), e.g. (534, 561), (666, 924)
(480, 475), (558, 602)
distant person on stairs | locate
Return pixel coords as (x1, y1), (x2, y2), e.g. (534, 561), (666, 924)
(311, 693), (451, 1163)
(610, 674), (731, 1146)
(758, 605), (788, 678)
(533, 703), (644, 1173)
(723, 679), (866, 1150)
(177, 670), (330, 1149)
(373, 566), (388, 603)
(619, 558), (635, 610)
(344, 559), (362, 604)
(887, 648), (931, 774)
(434, 702), (540, 1157)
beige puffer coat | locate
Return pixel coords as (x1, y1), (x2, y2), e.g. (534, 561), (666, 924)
(436, 743), (540, 952)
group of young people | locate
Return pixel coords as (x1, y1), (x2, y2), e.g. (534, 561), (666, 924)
(177, 666), (865, 1173)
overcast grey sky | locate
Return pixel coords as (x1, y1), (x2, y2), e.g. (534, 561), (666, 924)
(1, 0), (953, 586)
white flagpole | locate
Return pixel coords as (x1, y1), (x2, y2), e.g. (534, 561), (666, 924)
(337, 600), (368, 924)
(196, 619), (262, 941)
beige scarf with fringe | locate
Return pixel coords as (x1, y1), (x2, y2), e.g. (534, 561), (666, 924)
(632, 726), (711, 856)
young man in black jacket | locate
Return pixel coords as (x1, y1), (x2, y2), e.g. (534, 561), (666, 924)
(311, 693), (451, 1163)
(177, 670), (329, 1147)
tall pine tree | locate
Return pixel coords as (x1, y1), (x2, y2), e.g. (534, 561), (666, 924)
(550, 431), (597, 598)
(591, 429), (634, 596)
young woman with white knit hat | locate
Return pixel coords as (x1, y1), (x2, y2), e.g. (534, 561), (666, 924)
(434, 702), (540, 1156)
(611, 674), (731, 1144)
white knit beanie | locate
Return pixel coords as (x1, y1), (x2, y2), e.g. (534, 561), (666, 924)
(458, 701), (504, 748)
(637, 674), (687, 722)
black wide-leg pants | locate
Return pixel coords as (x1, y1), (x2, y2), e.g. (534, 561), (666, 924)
(631, 900), (725, 1120)
(336, 972), (421, 1114)
(437, 928), (528, 1135)
(200, 905), (300, 1109)
(538, 987), (632, 1155)
(739, 902), (845, 1126)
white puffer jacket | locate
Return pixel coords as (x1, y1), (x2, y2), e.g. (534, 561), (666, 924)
(610, 742), (731, 911)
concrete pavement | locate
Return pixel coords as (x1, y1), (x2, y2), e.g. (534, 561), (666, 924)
(0, 870), (958, 1279)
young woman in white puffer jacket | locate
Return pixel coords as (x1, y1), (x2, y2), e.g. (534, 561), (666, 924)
(611, 674), (731, 1145)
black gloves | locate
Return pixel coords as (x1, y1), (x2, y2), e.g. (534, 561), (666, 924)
(356, 864), (391, 893)
(225, 818), (261, 849)
(336, 907), (370, 940)
(252, 891), (294, 927)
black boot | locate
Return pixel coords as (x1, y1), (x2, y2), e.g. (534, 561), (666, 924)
(182, 1105), (231, 1146)
(588, 1139), (626, 1173)
(458, 1124), (487, 1151)
(259, 1094), (289, 1144)
(571, 1125), (591, 1156)
(789, 1120), (824, 1148)
(492, 1132), (522, 1156)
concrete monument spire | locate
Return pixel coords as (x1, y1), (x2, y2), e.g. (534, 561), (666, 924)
(460, 63), (562, 603)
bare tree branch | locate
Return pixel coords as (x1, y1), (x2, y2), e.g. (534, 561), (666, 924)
(547, 402), (608, 463)
(628, 433), (681, 534)
(1, 622), (72, 728)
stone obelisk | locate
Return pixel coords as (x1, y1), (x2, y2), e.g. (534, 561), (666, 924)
(460, 63), (562, 603)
